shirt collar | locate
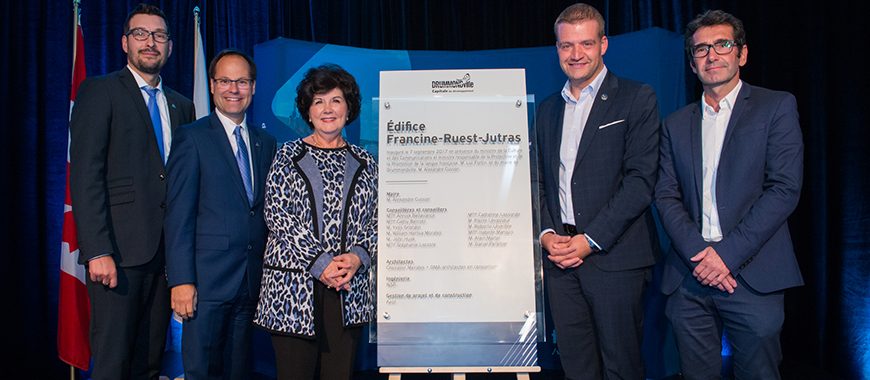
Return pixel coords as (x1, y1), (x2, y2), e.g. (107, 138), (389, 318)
(127, 65), (163, 92)
(215, 108), (247, 133)
(561, 65), (608, 104)
(702, 80), (743, 115)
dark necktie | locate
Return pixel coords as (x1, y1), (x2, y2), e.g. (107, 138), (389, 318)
(233, 126), (254, 205)
(142, 86), (165, 163)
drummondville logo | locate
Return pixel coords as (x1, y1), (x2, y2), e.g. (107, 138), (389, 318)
(431, 73), (475, 93)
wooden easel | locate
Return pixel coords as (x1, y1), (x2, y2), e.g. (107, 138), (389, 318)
(380, 366), (540, 379)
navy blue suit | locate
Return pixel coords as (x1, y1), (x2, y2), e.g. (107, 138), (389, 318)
(534, 71), (660, 379)
(164, 113), (277, 379)
(656, 83), (803, 379)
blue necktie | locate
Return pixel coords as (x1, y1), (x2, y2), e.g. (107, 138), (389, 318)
(234, 126), (254, 205)
(142, 86), (165, 163)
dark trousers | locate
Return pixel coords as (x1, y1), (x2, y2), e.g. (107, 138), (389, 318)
(546, 262), (650, 380)
(271, 281), (361, 380)
(666, 275), (784, 380)
(86, 254), (170, 380)
(181, 274), (256, 380)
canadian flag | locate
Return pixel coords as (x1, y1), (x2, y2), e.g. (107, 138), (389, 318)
(57, 8), (91, 370)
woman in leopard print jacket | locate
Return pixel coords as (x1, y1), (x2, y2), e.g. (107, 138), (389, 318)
(254, 64), (377, 380)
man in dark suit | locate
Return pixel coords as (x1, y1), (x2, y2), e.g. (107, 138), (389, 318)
(534, 3), (660, 379)
(69, 4), (194, 379)
(655, 10), (803, 380)
(164, 49), (277, 380)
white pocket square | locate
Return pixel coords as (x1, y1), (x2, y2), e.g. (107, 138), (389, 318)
(598, 119), (625, 129)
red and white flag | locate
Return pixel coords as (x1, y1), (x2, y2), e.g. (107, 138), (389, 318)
(57, 3), (91, 370)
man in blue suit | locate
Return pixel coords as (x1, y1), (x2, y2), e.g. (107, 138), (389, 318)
(164, 49), (277, 379)
(655, 10), (804, 380)
(534, 3), (660, 379)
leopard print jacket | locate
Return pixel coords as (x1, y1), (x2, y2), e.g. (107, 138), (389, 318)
(254, 139), (377, 337)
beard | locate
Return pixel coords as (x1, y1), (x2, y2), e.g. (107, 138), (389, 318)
(129, 49), (165, 75)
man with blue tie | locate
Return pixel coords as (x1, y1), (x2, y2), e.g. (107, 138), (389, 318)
(533, 3), (660, 379)
(69, 4), (195, 379)
(655, 10), (804, 379)
(164, 49), (277, 379)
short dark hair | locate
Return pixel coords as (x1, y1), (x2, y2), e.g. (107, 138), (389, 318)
(685, 10), (746, 54)
(208, 49), (257, 80)
(295, 64), (361, 130)
(124, 3), (170, 35)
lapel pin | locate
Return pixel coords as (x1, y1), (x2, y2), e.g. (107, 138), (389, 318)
(600, 94), (608, 101)
(171, 103), (177, 109)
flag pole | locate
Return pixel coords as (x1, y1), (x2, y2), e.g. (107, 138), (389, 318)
(62, 0), (91, 374)
(68, 2), (80, 378)
(71, 0), (80, 81)
(192, 5), (211, 118)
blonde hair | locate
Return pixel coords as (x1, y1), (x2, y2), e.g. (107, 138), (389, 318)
(554, 3), (605, 38)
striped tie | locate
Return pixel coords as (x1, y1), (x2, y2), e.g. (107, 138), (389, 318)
(233, 126), (254, 205)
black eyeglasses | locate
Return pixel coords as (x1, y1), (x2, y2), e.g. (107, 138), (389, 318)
(690, 40), (739, 58)
(126, 28), (170, 43)
(213, 78), (253, 89)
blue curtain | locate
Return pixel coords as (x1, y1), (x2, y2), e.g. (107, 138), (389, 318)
(3, 0), (867, 378)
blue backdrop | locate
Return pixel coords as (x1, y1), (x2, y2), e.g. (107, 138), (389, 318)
(252, 27), (686, 150)
(4, 1), (868, 379)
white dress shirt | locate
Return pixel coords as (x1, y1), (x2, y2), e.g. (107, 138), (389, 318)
(700, 80), (743, 242)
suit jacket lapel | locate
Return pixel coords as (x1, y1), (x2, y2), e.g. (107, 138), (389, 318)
(689, 105), (704, 211)
(548, 100), (565, 189)
(119, 68), (152, 128)
(248, 125), (266, 205)
(207, 114), (250, 205)
(165, 89), (183, 132)
(573, 72), (617, 170)
(719, 83), (752, 162)
(119, 67), (164, 163)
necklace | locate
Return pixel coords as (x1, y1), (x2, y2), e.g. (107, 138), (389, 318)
(306, 134), (346, 149)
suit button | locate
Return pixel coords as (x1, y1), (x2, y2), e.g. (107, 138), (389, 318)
(247, 244), (253, 250)
(159, 173), (166, 180)
(160, 202), (166, 209)
(250, 210), (255, 216)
